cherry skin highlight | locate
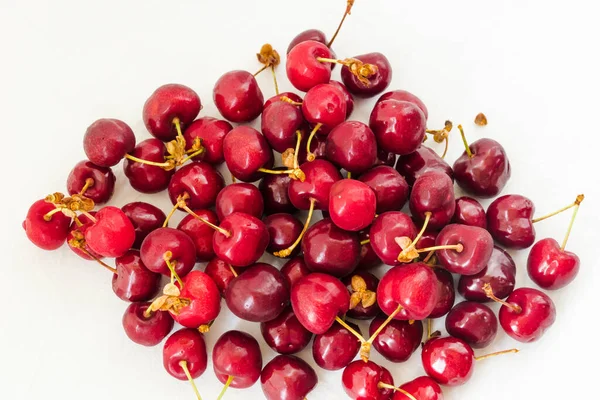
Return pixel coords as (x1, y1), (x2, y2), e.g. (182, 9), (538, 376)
(286, 40), (333, 92)
(446, 301), (498, 349)
(140, 227), (196, 277)
(172, 270), (221, 328)
(85, 206), (136, 258)
(421, 336), (475, 387)
(83, 118), (136, 167)
(358, 165), (409, 213)
(328, 179), (377, 232)
(23, 199), (71, 250)
(122, 302), (174, 346)
(223, 126), (275, 182)
(312, 321), (362, 371)
(183, 116), (232, 165)
(162, 328), (207, 380)
(216, 182), (264, 220)
(369, 315), (423, 363)
(435, 224), (494, 276)
(453, 196), (487, 229)
(370, 99), (426, 155)
(377, 90), (429, 119)
(121, 202), (166, 249)
(112, 250), (161, 302)
(261, 355), (318, 400)
(342, 360), (394, 400)
(395, 145), (453, 186)
(325, 121), (377, 174)
(341, 52), (392, 97)
(486, 194), (536, 249)
(498, 287), (556, 343)
(67, 160), (115, 204)
(527, 238), (580, 290)
(124, 138), (174, 193)
(177, 209), (218, 262)
(214, 70), (264, 123)
(213, 212), (269, 267)
(260, 306), (313, 355)
(168, 161), (225, 210)
(213, 330), (262, 388)
(458, 246), (516, 302)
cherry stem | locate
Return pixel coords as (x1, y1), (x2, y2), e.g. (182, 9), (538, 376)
(258, 167), (298, 175)
(398, 212), (431, 262)
(335, 316), (366, 344)
(164, 251), (184, 288)
(377, 382), (418, 400)
(482, 283), (522, 313)
(231, 174), (237, 183)
(532, 194), (585, 224)
(79, 210), (97, 223)
(163, 203), (179, 228)
(274, 198), (316, 258)
(457, 125), (473, 158)
(179, 360), (202, 400)
(124, 153), (171, 168)
(423, 250), (435, 263)
(360, 239), (371, 246)
(216, 375), (234, 400)
(271, 66), (279, 95)
(80, 248), (117, 274)
(181, 205), (232, 238)
(475, 348), (519, 361)
(347, 172), (352, 179)
(441, 136), (449, 159)
(293, 130), (302, 169)
(305, 123), (322, 162)
(73, 216), (83, 227)
(180, 147), (205, 164)
(253, 64), (269, 76)
(427, 318), (433, 339)
(173, 117), (184, 138)
(327, 0), (354, 48)
(79, 178), (94, 196)
(416, 243), (463, 253)
(561, 194), (584, 250)
(364, 304), (403, 345)
(280, 96), (303, 106)
(229, 265), (238, 278)
(43, 206), (63, 222)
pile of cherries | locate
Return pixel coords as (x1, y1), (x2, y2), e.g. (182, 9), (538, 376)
(23, 2), (585, 399)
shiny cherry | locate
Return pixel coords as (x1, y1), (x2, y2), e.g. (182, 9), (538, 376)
(213, 330), (262, 389)
(85, 206), (135, 258)
(393, 377), (443, 400)
(122, 302), (173, 346)
(264, 213), (303, 256)
(213, 212), (269, 267)
(168, 161), (225, 209)
(429, 267), (456, 319)
(527, 238), (580, 290)
(342, 360), (394, 400)
(357, 229), (381, 270)
(223, 126), (275, 182)
(370, 100), (426, 155)
(325, 121), (377, 174)
(280, 257), (310, 288)
(377, 90), (428, 119)
(369, 211), (418, 266)
(497, 287), (556, 343)
(204, 257), (237, 296)
(287, 29), (327, 53)
(261, 355), (318, 400)
(446, 301), (497, 349)
(163, 328), (207, 380)
(369, 315), (423, 363)
(214, 70), (264, 122)
(67, 160), (115, 204)
(172, 270), (221, 328)
(435, 224), (494, 275)
(395, 145), (453, 186)
(260, 306), (313, 355)
(216, 183), (263, 220)
(410, 170), (455, 229)
(124, 138), (174, 193)
(286, 40), (333, 92)
(344, 271), (381, 319)
(329, 179), (377, 232)
(341, 52), (392, 97)
(289, 159), (342, 210)
(458, 246), (516, 302)
(83, 118), (135, 167)
(177, 209), (218, 262)
(313, 321), (362, 371)
(421, 337), (474, 386)
(302, 83), (347, 133)
(486, 194), (535, 249)
(112, 250), (161, 302)
(121, 202), (166, 249)
(23, 199), (71, 250)
(259, 169), (296, 215)
(140, 227), (196, 277)
(183, 116), (232, 165)
(358, 165), (409, 213)
(453, 196), (486, 228)
(261, 100), (305, 153)
(330, 80), (354, 117)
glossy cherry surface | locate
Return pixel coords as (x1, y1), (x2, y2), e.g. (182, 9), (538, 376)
(341, 52), (392, 97)
(214, 70), (264, 122)
(288, 159), (342, 210)
(23, 199), (71, 250)
(264, 213), (303, 256)
(499, 287), (556, 343)
(370, 100), (426, 155)
(140, 227), (196, 277)
(393, 376), (443, 400)
(453, 196), (486, 228)
(260, 307), (313, 355)
(261, 355), (318, 400)
(223, 126), (275, 182)
(163, 328), (207, 380)
(124, 138), (174, 193)
(177, 209), (218, 262)
(435, 224), (494, 276)
(342, 360), (394, 400)
(429, 267), (456, 319)
(358, 165), (409, 213)
(168, 161), (224, 210)
(286, 40), (332, 92)
(122, 302), (173, 346)
(216, 183), (263, 220)
(280, 257), (310, 289)
(377, 90), (428, 119)
(261, 100), (305, 153)
(344, 271), (381, 319)
(369, 315), (423, 363)
(329, 179), (377, 232)
(421, 337), (475, 386)
(172, 270), (221, 328)
(486, 194), (535, 249)
(112, 250), (161, 302)
(183, 116), (232, 165)
(204, 257), (237, 296)
(395, 145), (453, 186)
(357, 229), (381, 270)
(287, 29), (327, 53)
(213, 330), (262, 388)
(410, 170), (456, 229)
(458, 246), (516, 302)
(330, 80), (354, 117)
(312, 321), (361, 371)
(325, 121), (377, 174)
(259, 169), (296, 215)
(121, 202), (166, 249)
(446, 302), (497, 349)
(85, 206), (136, 258)
(83, 118), (135, 167)
(527, 238), (580, 290)
(369, 211), (418, 266)
(213, 212), (269, 267)
(302, 83), (347, 132)
(67, 160), (115, 204)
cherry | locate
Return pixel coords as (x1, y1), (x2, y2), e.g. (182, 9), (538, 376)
(83, 118), (136, 167)
(261, 100), (305, 153)
(329, 179), (377, 232)
(67, 218), (101, 260)
(302, 218), (360, 277)
(287, 29), (327, 54)
(213, 212), (269, 267)
(85, 206), (135, 258)
(259, 168), (296, 215)
(458, 246), (516, 302)
(167, 161), (225, 210)
(23, 199), (71, 250)
(330, 80), (355, 117)
(369, 315), (423, 363)
(204, 257), (237, 296)
(375, 148), (396, 167)
(435, 224), (493, 275)
(261, 306), (312, 355)
(377, 90), (428, 119)
(183, 116), (232, 165)
(421, 337), (474, 386)
(358, 165), (409, 213)
(112, 250), (161, 302)
(325, 121), (378, 174)
(428, 267), (456, 319)
(297, 132), (327, 164)
(286, 40), (333, 92)
(121, 202), (166, 249)
(143, 84), (201, 142)
(280, 256), (310, 288)
(223, 126), (279, 182)
(213, 330), (262, 392)
(392, 377), (443, 400)
(486, 194), (535, 248)
(261, 355), (318, 400)
(177, 209), (218, 262)
(453, 125), (510, 197)
(216, 182), (264, 220)
(291, 272), (350, 334)
(341, 52), (392, 97)
(369, 211), (418, 266)
(122, 302), (173, 346)
(453, 196), (486, 228)
(214, 70), (264, 122)
(264, 92), (304, 109)
(377, 262), (439, 320)
(395, 145), (453, 186)
(264, 213), (303, 256)
(302, 83), (347, 148)
(166, 270), (221, 328)
(409, 170), (455, 230)
(313, 321), (362, 371)
(370, 100), (426, 155)
(67, 160), (115, 204)
(163, 328), (207, 399)
(225, 264), (289, 322)
(124, 138), (174, 193)
(140, 227), (196, 277)
(342, 360), (394, 400)
(445, 301), (497, 349)
(344, 271), (381, 319)
(357, 229), (381, 270)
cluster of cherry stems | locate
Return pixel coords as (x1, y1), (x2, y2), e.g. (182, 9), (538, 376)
(23, 2), (584, 400)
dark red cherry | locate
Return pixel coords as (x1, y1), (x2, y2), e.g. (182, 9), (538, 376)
(498, 287), (556, 343)
(417, 230), (438, 250)
(458, 246), (516, 302)
(223, 126), (275, 182)
(288, 159), (342, 210)
(214, 70), (264, 122)
(287, 29), (327, 53)
(291, 272), (350, 334)
(23, 199), (71, 250)
(357, 229), (381, 270)
(330, 80), (354, 117)
(527, 238), (580, 290)
(325, 121), (377, 174)
(302, 83), (347, 132)
(183, 117), (232, 165)
(435, 224), (494, 275)
(343, 271), (380, 319)
(261, 307), (313, 355)
(67, 160), (115, 204)
(341, 52), (392, 97)
(112, 250), (161, 302)
(83, 118), (135, 167)
(213, 212), (269, 267)
(261, 101), (305, 153)
(329, 179), (377, 232)
(163, 328), (207, 380)
(421, 337), (474, 386)
(358, 165), (409, 213)
(213, 330), (262, 389)
(140, 227), (196, 277)
(171, 270), (221, 328)
(370, 100), (426, 155)
(280, 257), (311, 289)
(168, 161), (225, 210)
(264, 213), (303, 256)
(85, 206), (136, 258)
(143, 84), (201, 142)
(393, 376), (443, 400)
(225, 263), (289, 322)
(216, 183), (263, 220)
(342, 360), (394, 400)
(261, 355), (318, 400)
(204, 257), (237, 296)
(377, 90), (428, 119)
(259, 169), (296, 215)
(395, 145), (453, 186)
(446, 302), (497, 349)
(409, 170), (455, 229)
(486, 194), (535, 249)
(177, 209), (218, 262)
(453, 138), (511, 198)
(121, 202), (166, 249)
(123, 138), (173, 193)
(312, 321), (362, 371)
(122, 303), (173, 346)
(369, 315), (423, 363)
(264, 92), (304, 109)
(453, 196), (486, 228)
(286, 40), (332, 92)
(429, 267), (456, 319)
(369, 211), (418, 266)
(375, 148), (396, 167)
(302, 218), (360, 277)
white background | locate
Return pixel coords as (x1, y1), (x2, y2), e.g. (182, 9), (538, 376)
(1, 0), (599, 399)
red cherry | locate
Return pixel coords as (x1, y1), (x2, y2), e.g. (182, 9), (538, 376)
(435, 224), (494, 276)
(409, 170), (456, 230)
(343, 271), (381, 320)
(83, 119), (135, 167)
(280, 256), (310, 289)
(177, 209), (218, 262)
(486, 194), (535, 249)
(261, 355), (318, 400)
(370, 100), (426, 155)
(289, 159), (342, 210)
(325, 121), (377, 174)
(342, 360), (394, 400)
(223, 126), (275, 182)
(341, 52), (392, 97)
(369, 211), (418, 266)
(67, 160), (115, 204)
(527, 238), (580, 290)
(214, 70), (264, 122)
(395, 145), (453, 186)
(122, 302), (173, 346)
(143, 84), (201, 142)
(23, 199), (71, 250)
(172, 270), (221, 328)
(261, 100), (305, 153)
(453, 196), (486, 228)
(140, 227), (196, 277)
(302, 83), (347, 134)
(168, 161), (225, 210)
(356, 229), (381, 270)
(259, 168), (297, 215)
(329, 179), (377, 232)
(458, 246), (516, 302)
(112, 250), (161, 302)
(312, 321), (362, 371)
(421, 337), (475, 386)
(375, 148), (396, 167)
(377, 90), (429, 119)
(264, 213), (303, 256)
(330, 80), (355, 117)
(260, 307), (313, 355)
(85, 206), (135, 258)
(428, 267), (456, 319)
(121, 202), (166, 249)
(216, 183), (264, 220)
(446, 301), (498, 349)
(297, 133), (327, 164)
(287, 29), (327, 53)
(163, 328), (207, 380)
(213, 212), (269, 267)
(392, 376), (443, 400)
(286, 40), (332, 92)
(213, 330), (262, 389)
(124, 138), (174, 193)
(358, 165), (409, 214)
(204, 257), (237, 296)
(183, 117), (232, 165)
(369, 315), (423, 363)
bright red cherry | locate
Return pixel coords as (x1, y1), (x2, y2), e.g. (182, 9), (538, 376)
(344, 271), (380, 320)
(377, 90), (428, 119)
(121, 202), (166, 249)
(341, 52), (392, 97)
(171, 270), (221, 328)
(286, 40), (333, 92)
(342, 360), (394, 400)
(287, 29), (327, 53)
(140, 227), (196, 277)
(325, 121), (377, 174)
(259, 169), (296, 215)
(429, 267), (456, 319)
(329, 179), (377, 232)
(446, 302), (497, 349)
(280, 257), (311, 289)
(393, 377), (443, 400)
(213, 212), (269, 267)
(486, 194), (535, 249)
(83, 118), (136, 167)
(453, 196), (486, 228)
(458, 246), (516, 302)
(369, 315), (423, 363)
(216, 183), (263, 220)
(313, 321), (362, 371)
(261, 355), (318, 400)
(330, 80), (354, 117)
(358, 165), (409, 213)
(213, 330), (262, 389)
(163, 328), (207, 380)
(183, 116), (232, 165)
(302, 83), (347, 135)
(435, 224), (494, 276)
(370, 100), (426, 155)
(214, 70), (264, 122)
(369, 211), (418, 266)
(67, 160), (115, 204)
(177, 209), (218, 262)
(410, 170), (455, 230)
(168, 161), (225, 210)
(264, 213), (303, 256)
(223, 126), (276, 182)
(124, 138), (174, 193)
(112, 250), (161, 302)
(421, 337), (474, 386)
(289, 159), (342, 211)
(23, 199), (71, 250)
(261, 100), (305, 153)
(204, 257), (237, 297)
(395, 145), (453, 186)
(85, 206), (135, 258)
(527, 238), (580, 290)
(260, 306), (313, 355)
(122, 303), (173, 346)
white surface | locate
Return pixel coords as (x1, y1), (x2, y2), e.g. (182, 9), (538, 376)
(1, 0), (599, 399)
